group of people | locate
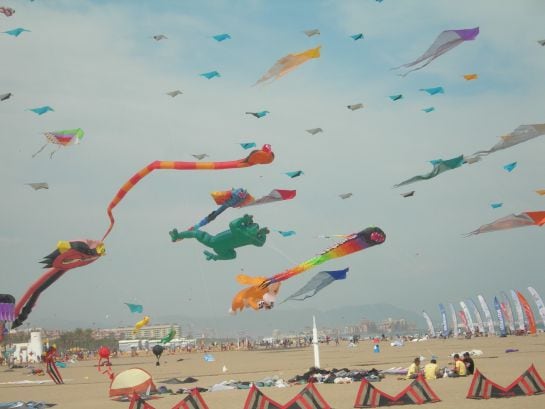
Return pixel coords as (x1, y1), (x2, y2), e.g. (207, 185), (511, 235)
(406, 352), (475, 380)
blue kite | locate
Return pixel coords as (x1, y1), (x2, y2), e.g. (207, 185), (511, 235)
(245, 111), (269, 118)
(213, 33), (231, 42)
(125, 303), (144, 313)
(27, 106), (54, 115)
(490, 203), (503, 209)
(276, 230), (296, 237)
(422, 107), (435, 113)
(240, 142), (257, 150)
(420, 86), (444, 95)
(350, 33), (364, 41)
(389, 94), (403, 101)
(281, 268), (349, 302)
(200, 71), (221, 79)
(3, 28), (30, 37)
(285, 170), (304, 178)
(503, 162), (517, 172)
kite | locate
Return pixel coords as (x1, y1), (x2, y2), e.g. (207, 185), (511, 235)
(303, 29), (320, 37)
(166, 90), (182, 97)
(285, 170), (304, 178)
(240, 142), (256, 149)
(97, 346), (114, 380)
(152, 345), (164, 366)
(125, 303), (143, 313)
(282, 268), (348, 303)
(231, 226), (386, 312)
(3, 28), (30, 37)
(536, 189), (545, 196)
(490, 203), (503, 209)
(463, 74), (478, 80)
(200, 70), (220, 79)
(160, 328), (176, 344)
(212, 33), (231, 42)
(389, 94), (403, 101)
(152, 34), (167, 41)
(420, 86), (444, 95)
(465, 124), (545, 163)
(0, 294), (15, 340)
(1, 92), (12, 101)
(191, 154), (209, 160)
(503, 162), (517, 172)
(347, 103), (363, 110)
(133, 316), (150, 334)
(394, 155), (464, 188)
(254, 46), (321, 85)
(12, 240), (105, 329)
(246, 110), (269, 118)
(0, 7), (15, 17)
(401, 191), (415, 197)
(102, 144), (274, 240)
(392, 27), (479, 76)
(204, 354), (215, 362)
(170, 188), (295, 240)
(466, 211), (545, 236)
(306, 128), (323, 135)
(538, 40), (545, 46)
(169, 214), (269, 261)
(44, 346), (63, 384)
(339, 193), (353, 199)
(27, 106), (54, 115)
(351, 33), (364, 41)
(26, 182), (49, 190)
(276, 230), (296, 237)
(32, 128), (85, 158)
(422, 107), (435, 113)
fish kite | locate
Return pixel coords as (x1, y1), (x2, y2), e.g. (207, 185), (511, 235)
(12, 240), (105, 329)
(1, 93), (12, 101)
(160, 328), (176, 344)
(466, 211), (545, 236)
(285, 170), (304, 178)
(491, 203), (503, 209)
(26, 182), (49, 190)
(463, 74), (478, 80)
(213, 33), (231, 42)
(422, 107), (435, 113)
(32, 128), (84, 159)
(166, 90), (183, 97)
(200, 70), (220, 79)
(125, 303), (143, 313)
(339, 193), (353, 199)
(401, 191), (415, 198)
(133, 316), (150, 334)
(0, 7), (15, 17)
(102, 145), (275, 240)
(3, 28), (30, 37)
(465, 124), (545, 163)
(306, 128), (323, 135)
(347, 103), (363, 111)
(392, 27), (479, 76)
(394, 155), (464, 188)
(303, 29), (320, 37)
(246, 111), (269, 118)
(192, 154), (209, 160)
(170, 187), (295, 240)
(240, 142), (257, 149)
(254, 46), (321, 85)
(420, 87), (444, 95)
(389, 94), (403, 101)
(231, 227), (385, 312)
(152, 34), (167, 41)
(28, 106), (54, 115)
(276, 230), (296, 237)
(503, 162), (517, 172)
(351, 33), (364, 41)
(538, 40), (545, 46)
(281, 268), (349, 303)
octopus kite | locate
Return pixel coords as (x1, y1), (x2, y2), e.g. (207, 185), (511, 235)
(231, 226), (386, 312)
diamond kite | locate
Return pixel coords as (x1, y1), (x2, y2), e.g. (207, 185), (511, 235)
(503, 162), (517, 172)
(28, 106), (54, 115)
(420, 86), (444, 95)
(200, 70), (220, 79)
(285, 170), (304, 178)
(306, 128), (323, 135)
(389, 94), (403, 101)
(213, 33), (231, 42)
(303, 29), (320, 37)
(246, 110), (269, 118)
(1, 93), (12, 101)
(166, 90), (182, 97)
(26, 182), (49, 190)
(347, 103), (363, 110)
(463, 74), (478, 80)
(3, 28), (30, 37)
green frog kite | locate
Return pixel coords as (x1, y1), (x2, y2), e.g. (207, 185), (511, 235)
(169, 214), (269, 261)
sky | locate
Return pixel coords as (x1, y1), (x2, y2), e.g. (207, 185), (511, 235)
(1, 0), (545, 335)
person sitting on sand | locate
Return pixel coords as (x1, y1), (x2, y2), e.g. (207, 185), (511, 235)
(424, 358), (442, 380)
(448, 354), (467, 377)
(463, 352), (475, 375)
(406, 357), (421, 379)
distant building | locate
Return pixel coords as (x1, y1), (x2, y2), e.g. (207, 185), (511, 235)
(94, 324), (181, 340)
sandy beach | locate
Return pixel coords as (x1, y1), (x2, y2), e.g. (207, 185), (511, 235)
(1, 335), (545, 408)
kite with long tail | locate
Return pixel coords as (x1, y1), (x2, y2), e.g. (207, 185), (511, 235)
(102, 144), (274, 240)
(231, 226), (385, 312)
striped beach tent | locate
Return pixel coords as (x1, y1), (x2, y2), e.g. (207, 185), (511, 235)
(354, 374), (440, 407)
(467, 365), (545, 399)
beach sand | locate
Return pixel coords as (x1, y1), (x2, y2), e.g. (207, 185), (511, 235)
(1, 334), (544, 408)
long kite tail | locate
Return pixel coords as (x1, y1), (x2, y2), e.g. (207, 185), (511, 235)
(13, 268), (67, 329)
(102, 145), (274, 241)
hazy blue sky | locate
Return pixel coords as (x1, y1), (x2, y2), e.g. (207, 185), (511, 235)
(1, 0), (544, 334)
